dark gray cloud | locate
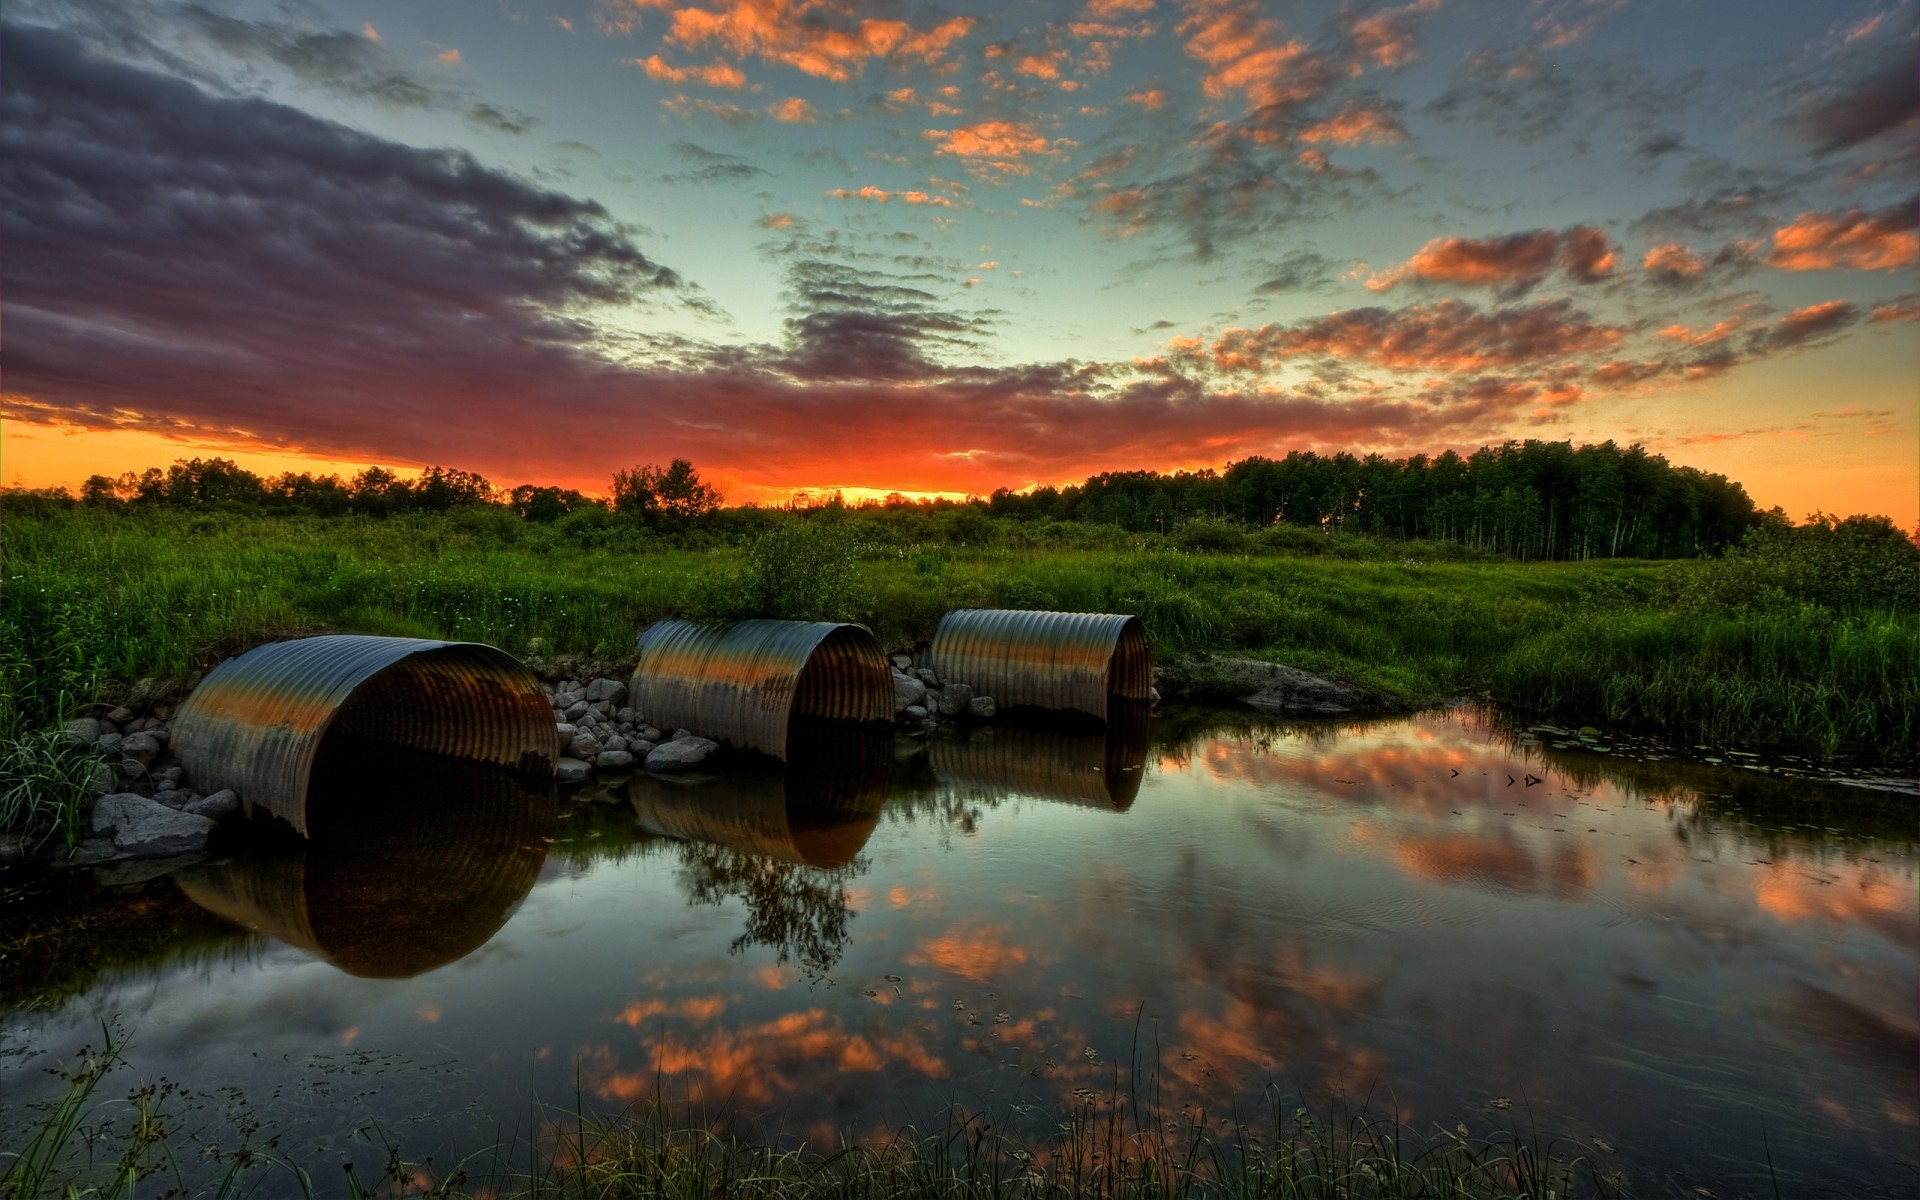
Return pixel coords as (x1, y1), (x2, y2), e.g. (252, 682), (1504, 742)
(16, 0), (537, 133)
(1781, 49), (1920, 155)
(778, 260), (990, 381)
(2, 20), (688, 441)
(662, 140), (769, 184)
(1426, 44), (1697, 149)
(1254, 249), (1339, 294)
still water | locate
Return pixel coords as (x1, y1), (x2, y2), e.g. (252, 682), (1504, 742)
(3, 707), (1914, 1196)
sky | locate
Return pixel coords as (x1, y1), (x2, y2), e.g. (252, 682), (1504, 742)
(1, 0), (1915, 521)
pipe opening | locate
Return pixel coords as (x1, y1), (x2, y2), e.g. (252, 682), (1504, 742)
(324, 646), (555, 775)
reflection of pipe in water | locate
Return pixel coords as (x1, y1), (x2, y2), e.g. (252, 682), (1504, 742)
(928, 703), (1151, 810)
(626, 724), (892, 868)
(177, 738), (555, 978)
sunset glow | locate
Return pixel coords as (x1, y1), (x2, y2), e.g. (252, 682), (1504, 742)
(1, 1), (1913, 523)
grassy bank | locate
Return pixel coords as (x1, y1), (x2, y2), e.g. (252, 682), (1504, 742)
(1, 508), (1913, 768)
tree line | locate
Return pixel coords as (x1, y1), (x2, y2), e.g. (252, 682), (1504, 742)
(18, 439), (1903, 562)
(978, 441), (1764, 559)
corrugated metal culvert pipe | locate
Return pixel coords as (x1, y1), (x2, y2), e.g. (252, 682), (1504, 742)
(928, 610), (1151, 720)
(171, 634), (556, 837)
(629, 619), (893, 760)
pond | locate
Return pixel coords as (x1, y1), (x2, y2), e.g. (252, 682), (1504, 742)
(2, 706), (1914, 1196)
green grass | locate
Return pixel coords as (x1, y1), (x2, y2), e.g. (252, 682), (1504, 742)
(1, 508), (1912, 766)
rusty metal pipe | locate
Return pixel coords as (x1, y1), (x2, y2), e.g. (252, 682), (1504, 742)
(928, 610), (1151, 719)
(629, 619), (892, 760)
(171, 635), (556, 837)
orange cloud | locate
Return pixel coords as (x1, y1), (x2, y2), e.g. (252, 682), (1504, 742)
(1177, 0), (1323, 119)
(1769, 203), (1919, 271)
(1642, 242), (1704, 278)
(1367, 226), (1617, 292)
(1347, 0), (1439, 69)
(1204, 298), (1624, 373)
(827, 185), (952, 206)
(597, 1008), (949, 1107)
(1087, 0), (1154, 14)
(655, 0), (974, 83)
(1124, 86), (1166, 110)
(769, 96), (816, 122)
(923, 120), (1053, 174)
(1298, 100), (1406, 145)
(634, 55), (749, 88)
(907, 925), (1035, 984)
(1015, 51), (1067, 80)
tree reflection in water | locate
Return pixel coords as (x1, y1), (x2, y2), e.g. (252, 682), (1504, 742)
(675, 843), (862, 969)
(635, 724), (892, 971)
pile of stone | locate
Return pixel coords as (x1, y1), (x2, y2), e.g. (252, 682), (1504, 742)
(889, 654), (996, 733)
(59, 700), (240, 862)
(545, 676), (716, 783)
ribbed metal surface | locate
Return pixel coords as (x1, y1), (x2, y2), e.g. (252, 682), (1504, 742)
(177, 741), (555, 978)
(928, 703), (1151, 810)
(630, 620), (892, 760)
(929, 610), (1151, 718)
(171, 634), (555, 837)
(627, 726), (891, 867)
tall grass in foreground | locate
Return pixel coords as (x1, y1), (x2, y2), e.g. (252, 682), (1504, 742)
(4, 1031), (1622, 1200)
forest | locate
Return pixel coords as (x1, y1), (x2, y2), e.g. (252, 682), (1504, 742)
(50, 439), (1773, 561)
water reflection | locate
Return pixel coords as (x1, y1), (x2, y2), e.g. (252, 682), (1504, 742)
(178, 737), (554, 977)
(628, 725), (892, 968)
(9, 705), (1915, 1197)
(928, 702), (1151, 810)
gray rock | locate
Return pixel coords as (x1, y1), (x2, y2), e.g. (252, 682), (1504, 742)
(936, 683), (975, 717)
(586, 678), (628, 705)
(1165, 656), (1374, 716)
(601, 734), (629, 753)
(673, 728), (696, 742)
(554, 757), (592, 783)
(891, 654), (914, 671)
(85, 763), (115, 797)
(596, 749), (634, 770)
(97, 733), (124, 755)
(627, 739), (657, 757)
(569, 733), (604, 759)
(555, 723), (578, 754)
(637, 726), (663, 743)
(967, 695), (998, 720)
(615, 707), (637, 724)
(892, 670), (928, 713)
(185, 790), (241, 820)
(0, 834), (28, 862)
(106, 705), (135, 724)
(903, 704), (929, 721)
(91, 793), (215, 856)
(564, 699), (591, 721)
(154, 789), (191, 809)
(65, 718), (103, 746)
(914, 668), (940, 686)
(154, 766), (184, 785)
(119, 731), (164, 766)
(646, 736), (718, 773)
(1148, 686), (1161, 705)
(587, 700), (611, 718)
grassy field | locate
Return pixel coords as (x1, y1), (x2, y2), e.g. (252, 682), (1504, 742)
(1, 508), (1913, 769)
